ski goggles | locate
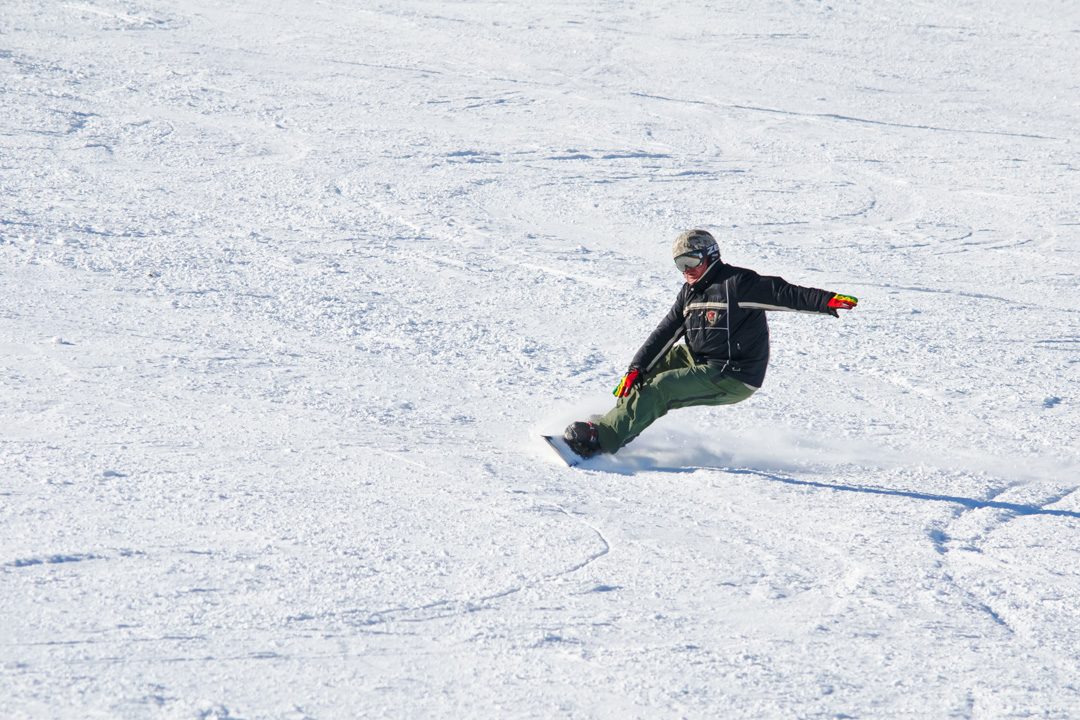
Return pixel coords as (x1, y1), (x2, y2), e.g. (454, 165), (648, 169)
(674, 251), (706, 272)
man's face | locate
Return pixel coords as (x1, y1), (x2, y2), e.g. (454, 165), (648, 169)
(682, 258), (708, 284)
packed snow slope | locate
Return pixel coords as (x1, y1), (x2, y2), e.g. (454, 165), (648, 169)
(3, 1), (1080, 718)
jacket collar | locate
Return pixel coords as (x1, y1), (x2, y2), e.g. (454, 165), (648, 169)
(688, 259), (724, 291)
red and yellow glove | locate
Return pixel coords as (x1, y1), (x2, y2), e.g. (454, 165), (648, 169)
(828, 294), (858, 310)
(826, 294), (858, 316)
(613, 367), (642, 397)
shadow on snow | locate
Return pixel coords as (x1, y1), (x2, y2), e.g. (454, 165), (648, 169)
(734, 470), (1080, 519)
(584, 454), (1080, 519)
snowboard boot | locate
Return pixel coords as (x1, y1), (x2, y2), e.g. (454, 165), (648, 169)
(563, 421), (603, 459)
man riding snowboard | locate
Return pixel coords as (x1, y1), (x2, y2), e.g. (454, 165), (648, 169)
(563, 229), (857, 460)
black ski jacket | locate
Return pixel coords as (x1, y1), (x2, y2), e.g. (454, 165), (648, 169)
(630, 261), (837, 388)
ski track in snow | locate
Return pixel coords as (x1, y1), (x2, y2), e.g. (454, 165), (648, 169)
(3, 0), (1080, 717)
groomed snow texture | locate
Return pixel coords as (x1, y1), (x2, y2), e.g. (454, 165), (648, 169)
(2, 1), (1080, 718)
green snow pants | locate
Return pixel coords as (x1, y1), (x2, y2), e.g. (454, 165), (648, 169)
(595, 345), (757, 454)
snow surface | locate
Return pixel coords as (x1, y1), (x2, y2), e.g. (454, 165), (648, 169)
(2, 0), (1080, 717)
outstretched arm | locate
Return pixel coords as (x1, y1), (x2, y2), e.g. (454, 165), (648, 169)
(737, 272), (856, 317)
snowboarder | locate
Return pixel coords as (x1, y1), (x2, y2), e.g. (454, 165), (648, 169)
(562, 229), (858, 460)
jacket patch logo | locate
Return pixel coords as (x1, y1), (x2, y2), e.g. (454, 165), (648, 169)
(706, 310), (720, 325)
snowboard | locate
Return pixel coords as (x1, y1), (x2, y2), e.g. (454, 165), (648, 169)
(541, 434), (585, 467)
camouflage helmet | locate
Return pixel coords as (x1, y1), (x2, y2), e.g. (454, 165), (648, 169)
(672, 229), (720, 263)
